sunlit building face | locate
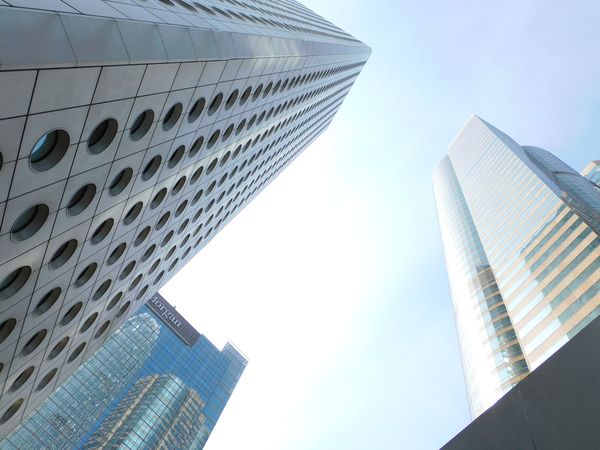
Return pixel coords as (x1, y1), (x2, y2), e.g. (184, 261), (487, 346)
(434, 116), (600, 417)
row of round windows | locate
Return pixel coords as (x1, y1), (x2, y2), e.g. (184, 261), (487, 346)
(0, 66), (342, 426)
(173, 142), (282, 247)
(173, 140), (306, 252)
(231, 91), (334, 192)
(0, 114), (289, 305)
(1, 196), (179, 305)
(0, 142), (255, 311)
(24, 72), (327, 180)
(3, 78), (327, 323)
(25, 63), (351, 179)
(28, 100), (184, 174)
(8, 93), (316, 251)
(160, 141), (290, 247)
(0, 289), (139, 370)
(18, 96), (319, 274)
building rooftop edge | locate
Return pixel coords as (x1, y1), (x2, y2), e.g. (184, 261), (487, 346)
(0, 6), (371, 72)
(224, 341), (249, 363)
(446, 114), (484, 152)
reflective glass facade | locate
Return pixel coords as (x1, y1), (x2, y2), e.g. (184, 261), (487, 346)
(0, 294), (246, 449)
(433, 157), (528, 417)
(434, 116), (600, 417)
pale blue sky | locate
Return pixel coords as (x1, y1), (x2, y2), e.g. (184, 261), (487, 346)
(163, 1), (600, 449)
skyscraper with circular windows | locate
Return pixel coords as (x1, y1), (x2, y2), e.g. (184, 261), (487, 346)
(0, 0), (369, 433)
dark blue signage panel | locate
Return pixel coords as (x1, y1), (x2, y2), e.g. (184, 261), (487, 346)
(146, 293), (200, 346)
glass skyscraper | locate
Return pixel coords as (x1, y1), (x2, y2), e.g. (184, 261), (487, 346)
(0, 293), (247, 449)
(433, 115), (600, 417)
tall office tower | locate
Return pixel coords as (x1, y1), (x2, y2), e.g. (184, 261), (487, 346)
(433, 156), (529, 417)
(0, 0), (369, 430)
(433, 115), (600, 417)
(1, 293), (247, 448)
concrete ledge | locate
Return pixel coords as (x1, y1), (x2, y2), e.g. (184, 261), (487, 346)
(0, 6), (371, 71)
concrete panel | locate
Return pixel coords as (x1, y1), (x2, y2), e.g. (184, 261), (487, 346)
(0, 71), (36, 119)
(93, 64), (146, 104)
(30, 67), (100, 114)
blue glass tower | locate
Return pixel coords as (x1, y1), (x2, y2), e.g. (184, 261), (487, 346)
(0, 294), (247, 449)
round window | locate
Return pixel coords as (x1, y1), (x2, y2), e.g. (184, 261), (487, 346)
(88, 118), (118, 154)
(11, 204), (49, 241)
(67, 184), (96, 216)
(30, 130), (70, 172)
(130, 110), (154, 141)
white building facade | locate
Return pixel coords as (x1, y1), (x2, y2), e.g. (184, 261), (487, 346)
(0, 0), (369, 435)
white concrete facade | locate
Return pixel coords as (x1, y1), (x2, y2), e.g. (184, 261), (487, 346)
(0, 0), (370, 435)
